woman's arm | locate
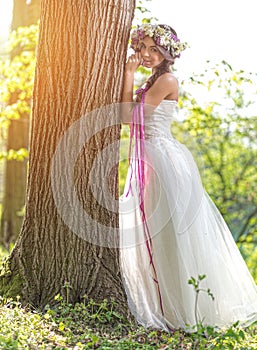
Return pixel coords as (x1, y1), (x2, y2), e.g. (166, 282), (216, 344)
(120, 52), (142, 124)
(121, 71), (134, 103)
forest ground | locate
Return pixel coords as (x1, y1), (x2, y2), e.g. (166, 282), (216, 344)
(0, 247), (257, 349)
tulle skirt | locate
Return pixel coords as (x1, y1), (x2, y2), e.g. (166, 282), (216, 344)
(119, 133), (257, 331)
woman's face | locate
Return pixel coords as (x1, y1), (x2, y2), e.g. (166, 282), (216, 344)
(139, 36), (164, 69)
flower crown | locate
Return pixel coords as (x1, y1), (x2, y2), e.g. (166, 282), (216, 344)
(130, 24), (187, 59)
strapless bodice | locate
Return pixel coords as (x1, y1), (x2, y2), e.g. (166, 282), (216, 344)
(144, 100), (178, 139)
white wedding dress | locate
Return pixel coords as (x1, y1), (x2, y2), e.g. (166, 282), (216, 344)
(119, 100), (257, 331)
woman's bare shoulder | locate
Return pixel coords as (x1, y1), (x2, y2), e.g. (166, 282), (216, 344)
(145, 72), (178, 105)
(157, 72), (178, 86)
(153, 73), (178, 97)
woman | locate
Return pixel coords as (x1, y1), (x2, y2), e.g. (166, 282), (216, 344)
(119, 23), (257, 332)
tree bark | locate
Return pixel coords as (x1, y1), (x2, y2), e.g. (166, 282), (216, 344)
(0, 0), (135, 311)
(0, 0), (41, 248)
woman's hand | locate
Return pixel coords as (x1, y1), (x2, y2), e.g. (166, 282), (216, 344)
(125, 51), (142, 74)
(121, 51), (142, 106)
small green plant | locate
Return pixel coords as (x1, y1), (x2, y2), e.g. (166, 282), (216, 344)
(62, 280), (73, 303)
(188, 274), (215, 349)
(187, 275), (257, 350)
(188, 274), (215, 329)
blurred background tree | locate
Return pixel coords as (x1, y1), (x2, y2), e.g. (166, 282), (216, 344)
(0, 0), (40, 249)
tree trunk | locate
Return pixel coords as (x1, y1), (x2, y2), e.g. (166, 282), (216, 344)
(0, 0), (41, 248)
(0, 0), (135, 311)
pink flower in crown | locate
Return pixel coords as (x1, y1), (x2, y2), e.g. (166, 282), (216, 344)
(155, 36), (161, 45)
(137, 29), (145, 40)
(170, 34), (179, 42)
(131, 37), (138, 46)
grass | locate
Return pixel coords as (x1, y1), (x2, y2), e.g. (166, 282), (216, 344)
(0, 294), (256, 349)
(0, 248), (257, 349)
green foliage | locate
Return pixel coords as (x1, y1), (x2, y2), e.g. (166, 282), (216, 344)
(0, 293), (256, 349)
(0, 244), (8, 264)
(9, 24), (39, 53)
(244, 244), (257, 283)
(0, 23), (38, 159)
(0, 295), (67, 349)
(119, 125), (130, 195)
(134, 0), (158, 26)
(0, 147), (28, 161)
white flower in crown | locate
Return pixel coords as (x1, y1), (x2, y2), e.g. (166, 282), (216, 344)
(140, 24), (147, 30)
(163, 36), (171, 46)
(156, 27), (165, 36)
(142, 24), (152, 33)
(146, 29), (154, 37)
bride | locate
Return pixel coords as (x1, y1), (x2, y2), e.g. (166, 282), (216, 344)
(119, 23), (257, 331)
